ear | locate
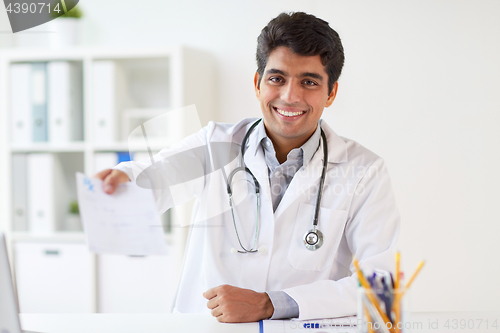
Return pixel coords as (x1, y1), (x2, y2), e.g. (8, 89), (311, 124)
(325, 81), (339, 108)
(254, 72), (261, 98)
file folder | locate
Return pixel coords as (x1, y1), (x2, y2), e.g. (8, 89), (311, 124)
(27, 154), (64, 234)
(92, 61), (126, 143)
(31, 63), (48, 142)
(9, 63), (32, 143)
(48, 61), (83, 143)
(11, 154), (28, 231)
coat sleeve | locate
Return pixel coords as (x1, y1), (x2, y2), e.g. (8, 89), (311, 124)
(283, 157), (400, 320)
(112, 125), (212, 215)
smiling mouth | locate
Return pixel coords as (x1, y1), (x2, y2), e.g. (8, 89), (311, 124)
(273, 107), (306, 117)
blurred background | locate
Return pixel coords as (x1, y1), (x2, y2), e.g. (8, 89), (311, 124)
(1, 0), (499, 314)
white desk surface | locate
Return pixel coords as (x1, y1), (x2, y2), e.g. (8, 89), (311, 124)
(20, 313), (257, 333)
(20, 312), (500, 333)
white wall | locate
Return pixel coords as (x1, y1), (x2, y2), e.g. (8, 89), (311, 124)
(2, 0), (499, 312)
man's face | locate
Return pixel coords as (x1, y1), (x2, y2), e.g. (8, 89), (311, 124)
(254, 46), (338, 148)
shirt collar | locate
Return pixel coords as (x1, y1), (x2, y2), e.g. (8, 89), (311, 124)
(301, 121), (321, 169)
(255, 119), (321, 168)
(255, 119), (269, 149)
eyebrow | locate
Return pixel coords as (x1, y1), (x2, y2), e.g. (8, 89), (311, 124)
(265, 69), (324, 82)
(265, 69), (286, 76)
(300, 72), (324, 82)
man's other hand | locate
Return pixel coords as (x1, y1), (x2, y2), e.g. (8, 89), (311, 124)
(203, 284), (274, 323)
(94, 169), (130, 194)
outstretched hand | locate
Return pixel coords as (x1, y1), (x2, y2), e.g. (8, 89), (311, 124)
(203, 284), (274, 323)
(94, 169), (130, 194)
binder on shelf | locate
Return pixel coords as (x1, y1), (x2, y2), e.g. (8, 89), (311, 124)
(93, 153), (117, 175)
(92, 61), (127, 143)
(11, 154), (28, 231)
(27, 154), (64, 234)
(31, 63), (48, 142)
(117, 152), (132, 164)
(9, 63), (32, 144)
(47, 62), (83, 143)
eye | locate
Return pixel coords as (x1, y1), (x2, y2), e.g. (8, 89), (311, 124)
(303, 79), (318, 86)
(268, 76), (283, 84)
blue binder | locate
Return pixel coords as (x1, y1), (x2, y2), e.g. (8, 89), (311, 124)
(31, 63), (48, 142)
(117, 152), (132, 163)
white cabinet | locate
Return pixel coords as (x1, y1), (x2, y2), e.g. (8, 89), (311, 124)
(14, 241), (94, 313)
(97, 253), (178, 313)
(0, 46), (215, 312)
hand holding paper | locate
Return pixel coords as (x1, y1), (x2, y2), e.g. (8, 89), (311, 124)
(76, 172), (169, 255)
(94, 168), (130, 194)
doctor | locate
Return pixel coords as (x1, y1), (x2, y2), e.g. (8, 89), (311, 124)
(96, 12), (399, 323)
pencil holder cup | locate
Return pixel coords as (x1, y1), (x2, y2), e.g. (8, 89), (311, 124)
(357, 287), (410, 333)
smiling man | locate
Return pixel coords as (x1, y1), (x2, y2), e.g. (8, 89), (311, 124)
(97, 12), (399, 323)
(254, 45), (337, 164)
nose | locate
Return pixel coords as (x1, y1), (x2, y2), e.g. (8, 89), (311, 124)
(280, 80), (301, 104)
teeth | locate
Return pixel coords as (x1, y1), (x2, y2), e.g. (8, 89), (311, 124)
(276, 108), (305, 117)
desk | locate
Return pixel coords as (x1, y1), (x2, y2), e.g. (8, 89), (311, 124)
(20, 313), (257, 333)
(20, 312), (499, 333)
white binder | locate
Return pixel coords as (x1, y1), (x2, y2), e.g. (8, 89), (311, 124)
(47, 61), (83, 143)
(27, 154), (64, 234)
(9, 64), (32, 144)
(92, 61), (127, 143)
(11, 154), (28, 231)
(93, 153), (118, 175)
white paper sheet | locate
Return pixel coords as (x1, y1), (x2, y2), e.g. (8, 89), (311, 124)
(76, 172), (169, 255)
(263, 316), (358, 333)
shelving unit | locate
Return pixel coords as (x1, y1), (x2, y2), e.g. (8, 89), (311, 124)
(0, 46), (215, 313)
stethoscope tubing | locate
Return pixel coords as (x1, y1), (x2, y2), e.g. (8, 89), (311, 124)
(313, 129), (329, 228)
(226, 118), (328, 253)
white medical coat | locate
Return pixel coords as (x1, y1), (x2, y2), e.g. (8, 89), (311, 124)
(115, 118), (400, 320)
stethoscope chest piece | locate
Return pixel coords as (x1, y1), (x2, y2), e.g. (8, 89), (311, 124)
(303, 228), (323, 251)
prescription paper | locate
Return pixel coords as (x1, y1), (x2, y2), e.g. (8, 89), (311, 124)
(76, 172), (169, 255)
(263, 316), (357, 333)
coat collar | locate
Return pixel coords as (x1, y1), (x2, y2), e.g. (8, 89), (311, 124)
(242, 118), (348, 165)
(240, 118), (349, 219)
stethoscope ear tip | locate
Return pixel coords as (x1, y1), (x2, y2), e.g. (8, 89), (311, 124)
(230, 248), (238, 254)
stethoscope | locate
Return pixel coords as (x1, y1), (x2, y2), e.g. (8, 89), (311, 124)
(226, 119), (328, 253)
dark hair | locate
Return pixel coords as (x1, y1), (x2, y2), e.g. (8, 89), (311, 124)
(256, 12), (344, 94)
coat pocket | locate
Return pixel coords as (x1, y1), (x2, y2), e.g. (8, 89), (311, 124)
(287, 203), (348, 271)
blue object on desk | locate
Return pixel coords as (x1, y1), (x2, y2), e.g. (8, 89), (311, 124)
(259, 320), (263, 333)
(368, 271), (394, 322)
(117, 152), (132, 163)
(381, 276), (393, 322)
